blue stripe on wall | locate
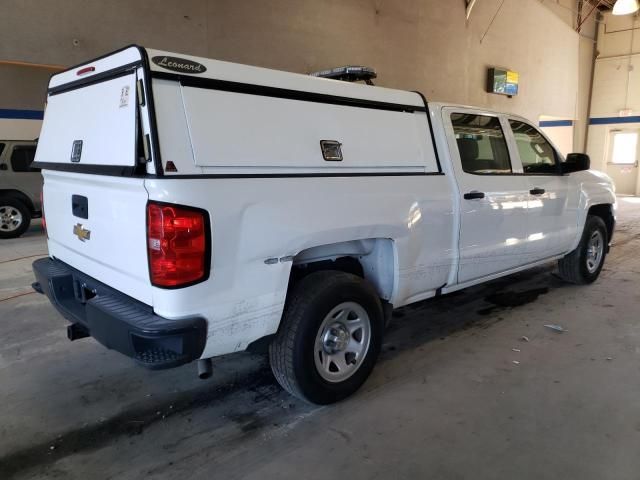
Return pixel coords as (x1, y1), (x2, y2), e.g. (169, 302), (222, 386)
(539, 120), (573, 127)
(0, 109), (44, 120)
(589, 116), (640, 125)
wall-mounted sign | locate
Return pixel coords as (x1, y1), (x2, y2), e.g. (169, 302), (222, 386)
(487, 68), (519, 97)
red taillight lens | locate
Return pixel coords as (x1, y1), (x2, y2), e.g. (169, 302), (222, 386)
(146, 201), (210, 288)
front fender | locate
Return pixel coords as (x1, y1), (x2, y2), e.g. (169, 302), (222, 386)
(568, 170), (616, 252)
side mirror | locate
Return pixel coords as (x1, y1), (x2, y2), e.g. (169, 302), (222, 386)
(562, 153), (590, 174)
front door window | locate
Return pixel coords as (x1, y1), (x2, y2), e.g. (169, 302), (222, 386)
(509, 120), (559, 175)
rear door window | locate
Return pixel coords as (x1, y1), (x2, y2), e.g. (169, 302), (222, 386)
(10, 145), (40, 172)
(451, 113), (512, 174)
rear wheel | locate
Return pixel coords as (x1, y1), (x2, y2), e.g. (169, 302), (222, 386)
(558, 215), (607, 284)
(0, 198), (31, 239)
(269, 271), (383, 404)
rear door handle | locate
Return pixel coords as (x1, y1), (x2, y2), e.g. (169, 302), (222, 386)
(529, 188), (545, 195)
(464, 191), (485, 200)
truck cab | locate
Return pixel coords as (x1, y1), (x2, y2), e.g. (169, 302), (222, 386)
(432, 103), (615, 288)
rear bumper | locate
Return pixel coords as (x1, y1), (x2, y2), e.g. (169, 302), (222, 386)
(32, 257), (207, 369)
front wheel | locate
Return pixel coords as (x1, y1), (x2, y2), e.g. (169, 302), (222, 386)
(0, 198), (31, 239)
(269, 271), (383, 404)
(558, 215), (608, 284)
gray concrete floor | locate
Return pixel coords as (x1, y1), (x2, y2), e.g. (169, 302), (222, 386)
(1, 198), (639, 480)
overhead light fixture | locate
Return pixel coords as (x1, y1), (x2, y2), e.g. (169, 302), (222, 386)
(612, 0), (639, 15)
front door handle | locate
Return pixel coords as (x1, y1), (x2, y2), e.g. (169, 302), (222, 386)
(464, 191), (485, 200)
(530, 188), (545, 195)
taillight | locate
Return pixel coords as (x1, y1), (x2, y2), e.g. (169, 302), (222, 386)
(146, 201), (210, 288)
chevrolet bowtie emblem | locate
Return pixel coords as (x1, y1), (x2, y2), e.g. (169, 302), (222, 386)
(73, 223), (91, 242)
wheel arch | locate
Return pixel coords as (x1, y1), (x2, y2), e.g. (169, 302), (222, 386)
(0, 189), (37, 214)
(288, 238), (397, 302)
(587, 203), (615, 244)
(247, 238), (396, 354)
(569, 195), (616, 253)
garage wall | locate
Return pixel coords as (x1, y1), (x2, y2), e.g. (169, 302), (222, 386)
(1, 0), (594, 148)
(0, 64), (55, 139)
(586, 13), (640, 194)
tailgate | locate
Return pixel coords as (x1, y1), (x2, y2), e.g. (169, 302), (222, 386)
(43, 170), (152, 305)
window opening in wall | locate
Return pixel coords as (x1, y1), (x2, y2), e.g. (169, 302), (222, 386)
(610, 131), (638, 165)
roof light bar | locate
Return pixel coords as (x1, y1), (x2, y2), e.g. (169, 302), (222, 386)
(310, 65), (377, 85)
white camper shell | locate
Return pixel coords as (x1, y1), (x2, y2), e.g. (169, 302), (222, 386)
(33, 46), (616, 404)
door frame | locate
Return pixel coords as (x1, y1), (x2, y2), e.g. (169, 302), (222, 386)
(605, 128), (640, 196)
(441, 106), (530, 284)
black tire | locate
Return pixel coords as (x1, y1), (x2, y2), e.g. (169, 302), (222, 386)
(0, 198), (31, 239)
(558, 215), (608, 284)
(269, 271), (384, 405)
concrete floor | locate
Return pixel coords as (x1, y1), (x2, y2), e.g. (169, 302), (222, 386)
(1, 198), (639, 480)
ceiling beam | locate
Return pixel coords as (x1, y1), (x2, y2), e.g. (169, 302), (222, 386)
(466, 0), (478, 20)
(577, 0), (584, 29)
(0, 60), (65, 70)
(577, 0), (601, 32)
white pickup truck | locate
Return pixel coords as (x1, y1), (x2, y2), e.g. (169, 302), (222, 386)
(32, 46), (616, 404)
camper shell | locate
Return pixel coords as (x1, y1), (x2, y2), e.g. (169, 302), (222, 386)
(37, 45), (440, 177)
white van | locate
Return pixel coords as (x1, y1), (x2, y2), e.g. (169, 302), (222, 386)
(32, 46), (615, 404)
